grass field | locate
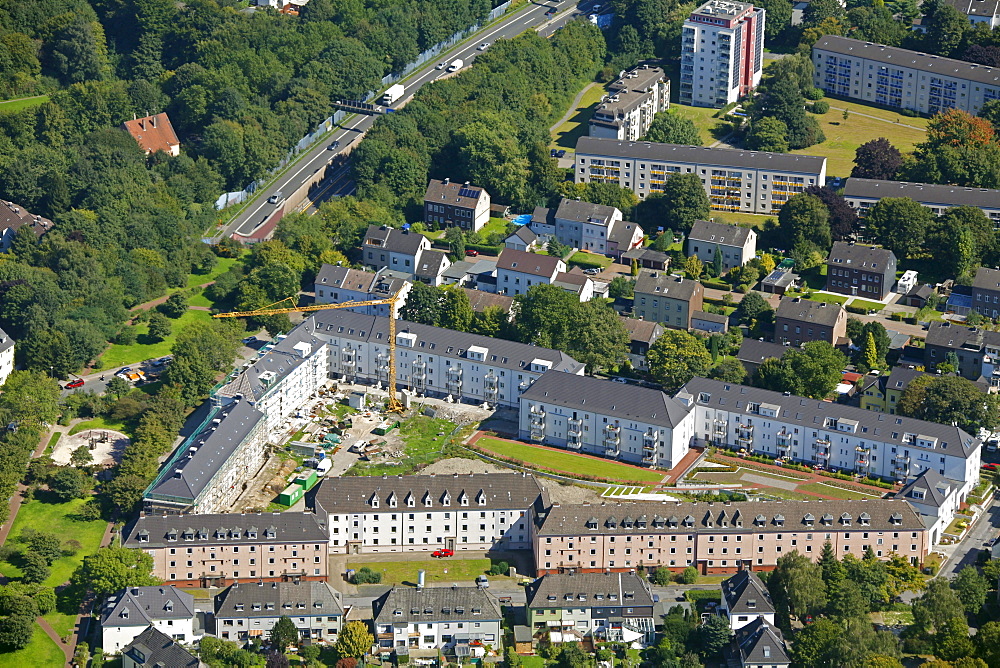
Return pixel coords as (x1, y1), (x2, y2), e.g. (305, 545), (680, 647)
(551, 83), (607, 152)
(799, 482), (881, 500)
(345, 415), (470, 476)
(705, 211), (775, 228)
(100, 308), (214, 369)
(0, 631), (66, 667)
(184, 256), (239, 290)
(68, 416), (128, 436)
(480, 217), (510, 240)
(474, 437), (666, 483)
(848, 298), (886, 312)
(568, 250), (613, 269)
(44, 432), (61, 454)
(669, 103), (730, 145)
(801, 292), (849, 305)
(347, 558), (496, 585)
(0, 95), (50, 114)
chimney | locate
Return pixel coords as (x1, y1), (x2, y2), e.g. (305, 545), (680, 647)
(444, 177), (450, 184)
(151, 115), (157, 128)
(417, 570), (426, 591)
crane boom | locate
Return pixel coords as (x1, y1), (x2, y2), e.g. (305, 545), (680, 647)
(213, 290), (405, 412)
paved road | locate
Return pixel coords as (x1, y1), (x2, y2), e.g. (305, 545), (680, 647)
(938, 498), (998, 581)
(220, 0), (598, 238)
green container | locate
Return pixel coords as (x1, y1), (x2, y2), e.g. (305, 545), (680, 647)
(295, 470), (319, 491)
(278, 483), (304, 506)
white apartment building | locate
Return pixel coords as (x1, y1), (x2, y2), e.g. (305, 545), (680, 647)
(893, 470), (964, 545)
(313, 473), (547, 554)
(495, 248), (566, 296)
(518, 371), (694, 469)
(554, 199), (624, 255)
(680, 0), (766, 108)
(945, 0), (1000, 27)
(590, 64), (670, 141)
(314, 264), (411, 317)
(843, 178), (1000, 227)
(362, 225), (432, 275)
(373, 587), (503, 656)
(687, 220), (758, 271)
(101, 586), (198, 653)
(575, 136), (827, 213)
(214, 581), (343, 643)
(310, 310), (585, 408)
(0, 326), (13, 388)
(813, 35), (1000, 116)
(680, 377), (982, 499)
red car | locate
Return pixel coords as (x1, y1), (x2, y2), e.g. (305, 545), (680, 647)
(65, 379), (85, 389)
(465, 249), (479, 257)
(432, 548), (454, 558)
(983, 463), (999, 472)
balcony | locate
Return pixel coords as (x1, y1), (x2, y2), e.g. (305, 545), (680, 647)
(815, 437), (831, 446)
(605, 446), (621, 458)
(484, 373), (498, 389)
(568, 418), (582, 438)
(814, 450), (830, 459)
(446, 367), (463, 381)
(776, 433), (792, 447)
(855, 446), (870, 454)
(643, 430), (658, 448)
(566, 438), (582, 450)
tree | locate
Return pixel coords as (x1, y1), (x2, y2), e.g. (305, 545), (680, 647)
(644, 111), (703, 145)
(737, 292), (774, 327)
(335, 621), (374, 659)
(444, 226), (466, 260)
(399, 282), (442, 326)
(975, 621), (1000, 666)
(859, 332), (879, 372)
(684, 255), (703, 279)
(516, 284), (579, 349)
(745, 117), (789, 152)
(266, 651), (291, 668)
(711, 247), (724, 278)
(165, 320), (241, 406)
(698, 614), (731, 657)
(898, 375), (999, 432)
(757, 0), (793, 40)
(74, 546), (158, 596)
(864, 197), (932, 259)
(924, 108), (995, 149)
(935, 616), (975, 661)
(852, 138), (903, 180)
(778, 193), (831, 251)
(438, 287), (473, 332)
(817, 541), (846, 586)
(20, 552), (50, 584)
(147, 312), (172, 342)
(952, 565), (987, 616)
(709, 359), (747, 383)
(750, 75), (825, 149)
(608, 276), (634, 299)
(769, 342), (847, 399)
(656, 174), (710, 232)
(647, 331), (713, 390)
(158, 293), (188, 319)
(269, 616), (299, 652)
(827, 579), (869, 620)
(564, 301), (630, 373)
(106, 376), (130, 398)
(680, 565), (699, 584)
(803, 0), (845, 26)
(804, 185), (859, 240)
(924, 2), (969, 56)
(769, 551), (828, 620)
(70, 445), (93, 468)
(912, 578), (965, 636)
(649, 568), (673, 586)
(792, 618), (841, 666)
(47, 466), (89, 502)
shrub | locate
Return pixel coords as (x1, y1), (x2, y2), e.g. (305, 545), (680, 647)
(352, 567), (382, 584)
(649, 568), (673, 586)
(804, 87), (825, 100)
(810, 101), (830, 114)
(678, 566), (699, 584)
(489, 560), (509, 576)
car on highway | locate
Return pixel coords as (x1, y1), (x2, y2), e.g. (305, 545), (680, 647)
(478, 42), (490, 50)
(431, 548), (454, 558)
(435, 62), (445, 70)
(64, 379), (85, 389)
(268, 192), (284, 205)
(465, 249), (479, 257)
(327, 140), (340, 150)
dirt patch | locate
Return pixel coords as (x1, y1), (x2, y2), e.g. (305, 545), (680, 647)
(546, 483), (607, 505)
(52, 429), (129, 467)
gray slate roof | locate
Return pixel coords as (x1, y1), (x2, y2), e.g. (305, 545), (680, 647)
(373, 587), (502, 625)
(621, 247), (670, 265)
(859, 366), (926, 396)
(576, 136), (827, 175)
(101, 586), (196, 627)
(458, 287), (514, 313)
(894, 470), (957, 509)
(634, 270), (700, 301)
(123, 626), (203, 667)
(692, 310), (729, 325)
(122, 511), (328, 549)
(0, 326), (12, 356)
(815, 35), (1000, 87)
(607, 220), (642, 246)
(944, 0), (1000, 18)
(737, 339), (789, 366)
(364, 225), (427, 256)
(508, 226), (538, 244)
(315, 265), (406, 297)
(497, 248), (563, 277)
(555, 198), (619, 225)
(424, 179), (488, 207)
(973, 267), (1000, 292)
(525, 573), (654, 609)
(537, 498), (926, 536)
(827, 241), (895, 272)
(415, 249), (450, 280)
(775, 297), (844, 328)
(214, 581), (343, 619)
(689, 220), (754, 247)
(844, 178), (1000, 209)
(217, 319), (326, 403)
(618, 316), (663, 345)
(314, 472), (546, 514)
(0, 200), (53, 239)
(309, 309), (584, 375)
(721, 570), (774, 616)
(734, 617), (790, 666)
(681, 377), (980, 458)
(924, 321), (1000, 350)
(520, 370), (691, 427)
(592, 65), (666, 121)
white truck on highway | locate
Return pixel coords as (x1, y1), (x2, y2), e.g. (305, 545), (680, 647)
(447, 58), (463, 72)
(381, 83), (405, 105)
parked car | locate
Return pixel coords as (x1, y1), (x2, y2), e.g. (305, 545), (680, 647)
(476, 574), (489, 588)
(550, 148), (558, 157)
(465, 249), (480, 257)
(612, 377), (628, 384)
(983, 463), (999, 472)
(242, 336), (257, 344)
(583, 267), (601, 275)
(65, 379), (85, 389)
(432, 548), (454, 558)
(435, 62), (445, 70)
(557, 149), (566, 158)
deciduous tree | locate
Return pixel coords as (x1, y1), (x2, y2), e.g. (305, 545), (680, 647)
(778, 193), (831, 251)
(852, 138), (903, 180)
(745, 117), (789, 152)
(864, 197), (932, 259)
(644, 111), (702, 146)
(74, 546), (158, 596)
(647, 330), (713, 390)
(335, 621), (374, 660)
(655, 174), (710, 232)
(952, 565), (988, 616)
(269, 616), (299, 652)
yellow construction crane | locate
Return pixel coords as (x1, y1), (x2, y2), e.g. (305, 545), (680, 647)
(214, 289), (406, 412)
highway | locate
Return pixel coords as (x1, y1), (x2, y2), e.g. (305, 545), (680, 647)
(220, 0), (599, 238)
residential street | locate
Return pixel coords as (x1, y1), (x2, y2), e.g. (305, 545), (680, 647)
(938, 498), (998, 581)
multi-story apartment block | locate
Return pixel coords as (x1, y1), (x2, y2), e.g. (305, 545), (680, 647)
(372, 587), (503, 656)
(362, 225), (432, 275)
(972, 267), (1000, 319)
(633, 270), (705, 329)
(688, 220), (758, 271)
(719, 570), (774, 630)
(122, 510), (330, 588)
(518, 371), (694, 469)
(923, 321), (1000, 383)
(680, 0), (766, 108)
(575, 137), (827, 213)
(314, 264), (410, 317)
(730, 617), (791, 668)
(843, 178), (1000, 226)
(774, 298), (848, 346)
(858, 367), (927, 414)
(590, 64), (670, 140)
(313, 473), (547, 554)
(311, 310), (584, 407)
(101, 586), (197, 653)
(495, 248), (566, 296)
(945, 0), (1000, 27)
(424, 178), (491, 232)
(213, 581), (343, 643)
(553, 199), (623, 255)
(533, 498), (929, 575)
(813, 35), (1000, 116)
(525, 573), (656, 643)
(825, 242), (897, 300)
(0, 200), (53, 252)
(680, 377), (982, 494)
(0, 326), (13, 388)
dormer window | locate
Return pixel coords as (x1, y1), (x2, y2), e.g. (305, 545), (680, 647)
(138, 531), (149, 543)
(121, 608), (129, 619)
(406, 493), (415, 508)
(393, 609), (403, 616)
(387, 492), (397, 508)
(165, 601), (173, 612)
(477, 491), (487, 506)
(371, 495), (380, 509)
(166, 531), (177, 542)
(266, 603), (275, 610)
(459, 492), (469, 507)
(252, 604), (262, 611)
(235, 604), (245, 611)
(840, 513), (852, 526)
(747, 599), (756, 609)
(859, 512), (871, 526)
(442, 492), (451, 507)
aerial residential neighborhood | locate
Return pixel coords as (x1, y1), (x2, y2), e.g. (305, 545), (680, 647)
(4, 0), (1000, 665)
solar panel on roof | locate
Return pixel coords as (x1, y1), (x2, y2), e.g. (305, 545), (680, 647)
(458, 187), (479, 198)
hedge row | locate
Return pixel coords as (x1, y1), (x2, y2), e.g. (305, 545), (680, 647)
(846, 304), (877, 315)
(568, 255), (607, 270)
(466, 243), (503, 255)
(688, 465), (738, 475)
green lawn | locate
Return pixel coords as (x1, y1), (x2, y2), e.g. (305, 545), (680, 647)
(669, 102), (730, 145)
(474, 437), (666, 483)
(799, 482), (881, 500)
(801, 292), (849, 305)
(480, 217), (511, 240)
(44, 432), (61, 455)
(347, 558), (497, 585)
(520, 656), (547, 668)
(848, 298), (886, 312)
(550, 83), (607, 152)
(568, 250), (613, 269)
(0, 630), (66, 667)
(185, 256), (239, 290)
(345, 415), (471, 476)
(705, 211), (774, 228)
(0, 95), (50, 114)
(68, 416), (128, 436)
(100, 308), (214, 369)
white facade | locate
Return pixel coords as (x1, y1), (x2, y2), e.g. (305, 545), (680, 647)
(103, 619), (196, 656)
(101, 586), (198, 654)
(253, 339), (329, 437)
(590, 65), (670, 141)
(687, 220), (758, 271)
(496, 255), (566, 296)
(0, 328), (13, 388)
(373, 588), (503, 655)
(214, 581), (343, 643)
(680, 1), (765, 108)
(314, 265), (411, 318)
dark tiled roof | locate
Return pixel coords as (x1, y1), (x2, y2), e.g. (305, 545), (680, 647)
(525, 573), (654, 609)
(607, 220), (643, 246)
(944, 0), (1000, 18)
(924, 321), (1000, 350)
(122, 113), (180, 154)
(415, 249), (450, 279)
(974, 267), (1000, 292)
(775, 297), (844, 328)
(844, 178), (1000, 209)
(509, 226), (537, 244)
(621, 247), (670, 265)
(531, 207), (554, 226)
(555, 198), (619, 225)
(592, 65), (666, 121)
(827, 242), (895, 272)
(0, 326), (12, 356)
(364, 225), (427, 256)
(633, 270), (701, 301)
(737, 340), (789, 365)
(123, 626), (202, 667)
(721, 570), (774, 616)
(734, 617), (790, 665)
(689, 220), (754, 247)
(577, 137), (827, 174)
(894, 470), (957, 509)
(458, 288), (515, 313)
(618, 316), (663, 344)
(424, 179), (488, 207)
(214, 581), (343, 619)
(520, 370), (692, 427)
(373, 587), (502, 625)
(122, 511), (328, 549)
(101, 586), (196, 627)
(692, 310), (729, 324)
(0, 200), (53, 239)
(497, 248), (563, 277)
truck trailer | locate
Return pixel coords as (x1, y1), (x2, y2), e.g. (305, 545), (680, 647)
(381, 83), (405, 105)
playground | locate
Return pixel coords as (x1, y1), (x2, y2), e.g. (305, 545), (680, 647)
(50, 429), (129, 468)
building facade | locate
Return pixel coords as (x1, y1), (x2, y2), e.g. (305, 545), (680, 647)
(122, 511), (330, 588)
(553, 199), (624, 255)
(518, 371), (694, 469)
(495, 249), (566, 296)
(858, 367), (927, 414)
(923, 321), (1000, 383)
(825, 242), (897, 300)
(813, 35), (1000, 116)
(121, 626), (202, 668)
(730, 617), (791, 668)
(688, 220), (758, 271)
(633, 270), (705, 329)
(575, 136), (827, 213)
(0, 327), (13, 388)
(214, 581), (343, 643)
(972, 267), (1000, 319)
(590, 64), (670, 140)
(372, 587), (503, 656)
(680, 0), (766, 108)
(893, 470), (964, 545)
(424, 179), (491, 232)
(774, 298), (848, 346)
(534, 499), (929, 575)
(362, 225), (433, 275)
(719, 570), (774, 630)
(101, 586), (197, 653)
(314, 265), (410, 317)
(843, 179), (1000, 226)
(313, 473), (546, 554)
